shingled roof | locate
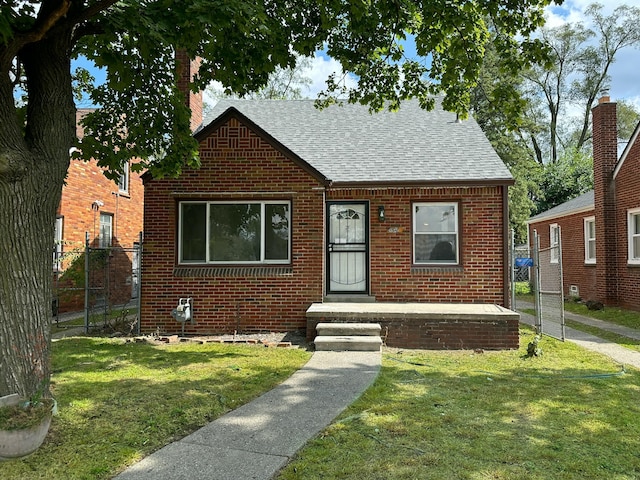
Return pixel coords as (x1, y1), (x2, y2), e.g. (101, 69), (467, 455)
(199, 99), (512, 185)
(527, 190), (595, 224)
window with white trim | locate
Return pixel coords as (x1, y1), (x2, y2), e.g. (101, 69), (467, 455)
(628, 208), (640, 265)
(117, 161), (129, 194)
(584, 217), (596, 264)
(99, 213), (113, 247)
(54, 216), (63, 271)
(179, 201), (291, 264)
(413, 202), (459, 265)
(550, 223), (559, 263)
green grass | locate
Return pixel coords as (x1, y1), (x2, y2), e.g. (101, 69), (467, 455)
(278, 328), (640, 480)
(51, 306), (140, 335)
(2, 337), (311, 479)
(564, 301), (640, 329)
(517, 295), (640, 352)
(8, 327), (640, 479)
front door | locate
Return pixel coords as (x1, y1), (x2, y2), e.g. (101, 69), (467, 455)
(327, 202), (369, 294)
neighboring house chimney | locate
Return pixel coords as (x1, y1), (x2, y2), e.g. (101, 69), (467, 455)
(176, 49), (203, 132)
(592, 95), (618, 305)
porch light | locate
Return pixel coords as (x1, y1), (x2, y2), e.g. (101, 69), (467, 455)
(378, 205), (386, 222)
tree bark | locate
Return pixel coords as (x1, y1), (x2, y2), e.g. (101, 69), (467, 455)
(0, 29), (75, 398)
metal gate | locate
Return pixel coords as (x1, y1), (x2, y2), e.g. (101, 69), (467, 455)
(84, 232), (142, 335)
(532, 228), (565, 341)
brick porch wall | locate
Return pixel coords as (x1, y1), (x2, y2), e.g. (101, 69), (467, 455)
(307, 316), (519, 350)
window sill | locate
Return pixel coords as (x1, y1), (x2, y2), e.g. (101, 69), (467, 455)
(627, 261), (640, 268)
(174, 265), (293, 277)
(584, 260), (596, 266)
(411, 265), (463, 274)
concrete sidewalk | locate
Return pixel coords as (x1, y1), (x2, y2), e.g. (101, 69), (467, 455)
(517, 304), (640, 369)
(114, 351), (381, 480)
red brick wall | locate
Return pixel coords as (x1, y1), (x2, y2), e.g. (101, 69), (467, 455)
(328, 186), (507, 305)
(141, 115), (510, 336)
(614, 134), (640, 310)
(528, 211), (598, 302)
(527, 98), (640, 312)
(307, 316), (519, 350)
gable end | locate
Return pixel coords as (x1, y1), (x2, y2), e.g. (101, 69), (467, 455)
(195, 107), (331, 186)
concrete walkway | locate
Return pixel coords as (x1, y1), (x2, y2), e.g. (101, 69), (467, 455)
(114, 351), (381, 480)
(517, 302), (640, 369)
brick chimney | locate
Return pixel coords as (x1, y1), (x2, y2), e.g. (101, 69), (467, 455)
(592, 95), (618, 305)
(176, 50), (203, 132)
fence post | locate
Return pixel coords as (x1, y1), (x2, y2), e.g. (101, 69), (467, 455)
(532, 229), (542, 333)
(84, 231), (90, 334)
(510, 228), (516, 311)
(558, 226), (566, 341)
(136, 231), (142, 335)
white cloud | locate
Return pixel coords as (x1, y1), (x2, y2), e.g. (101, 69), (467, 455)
(300, 53), (358, 99)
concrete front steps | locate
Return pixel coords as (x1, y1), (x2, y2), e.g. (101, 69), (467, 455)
(314, 322), (382, 352)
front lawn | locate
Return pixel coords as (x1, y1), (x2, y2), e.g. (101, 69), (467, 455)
(6, 329), (640, 480)
(2, 337), (311, 479)
(279, 327), (640, 479)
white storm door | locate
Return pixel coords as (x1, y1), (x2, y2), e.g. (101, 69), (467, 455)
(327, 202), (368, 293)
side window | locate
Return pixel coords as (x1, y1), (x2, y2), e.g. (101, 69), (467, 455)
(550, 223), (559, 264)
(584, 217), (595, 264)
(628, 209), (640, 265)
(54, 216), (63, 271)
(99, 213), (113, 247)
(117, 161), (129, 194)
(413, 202), (459, 265)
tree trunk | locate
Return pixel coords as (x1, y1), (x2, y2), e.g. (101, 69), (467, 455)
(0, 30), (75, 398)
(0, 169), (64, 397)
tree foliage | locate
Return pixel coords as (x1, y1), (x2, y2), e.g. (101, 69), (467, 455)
(522, 2), (640, 164)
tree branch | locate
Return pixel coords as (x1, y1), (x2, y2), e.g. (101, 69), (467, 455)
(15, 0), (72, 49)
(70, 0), (120, 30)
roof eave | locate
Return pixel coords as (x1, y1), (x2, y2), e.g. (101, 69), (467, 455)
(526, 204), (595, 225)
(327, 178), (515, 188)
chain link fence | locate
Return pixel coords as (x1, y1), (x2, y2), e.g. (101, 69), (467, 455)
(510, 229), (565, 341)
(531, 229), (565, 341)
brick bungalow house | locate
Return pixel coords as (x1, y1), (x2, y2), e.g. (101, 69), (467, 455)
(139, 82), (520, 348)
(527, 96), (640, 311)
(53, 109), (144, 313)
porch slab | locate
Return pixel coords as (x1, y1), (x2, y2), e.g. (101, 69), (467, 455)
(306, 302), (520, 350)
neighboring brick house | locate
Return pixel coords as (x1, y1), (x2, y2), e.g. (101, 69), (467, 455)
(140, 96), (516, 347)
(53, 109), (144, 312)
(527, 96), (640, 311)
